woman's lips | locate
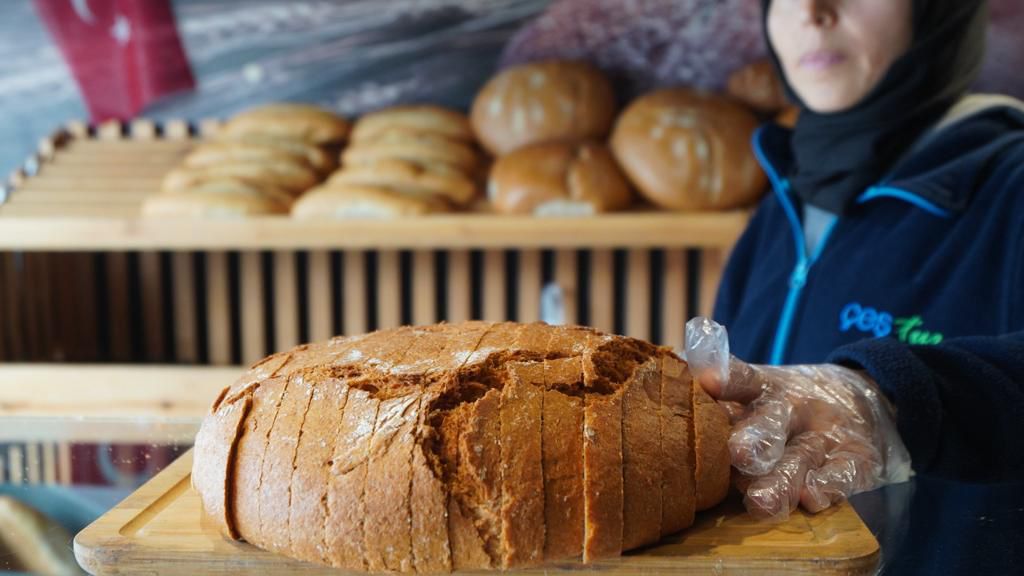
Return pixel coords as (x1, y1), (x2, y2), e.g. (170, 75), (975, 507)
(799, 50), (847, 71)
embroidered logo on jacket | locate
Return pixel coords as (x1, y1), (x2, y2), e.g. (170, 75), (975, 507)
(839, 302), (944, 345)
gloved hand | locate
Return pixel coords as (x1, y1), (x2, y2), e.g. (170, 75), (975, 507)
(684, 317), (912, 521)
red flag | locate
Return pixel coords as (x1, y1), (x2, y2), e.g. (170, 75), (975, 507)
(33, 0), (195, 122)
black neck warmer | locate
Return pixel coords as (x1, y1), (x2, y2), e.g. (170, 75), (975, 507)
(762, 0), (989, 214)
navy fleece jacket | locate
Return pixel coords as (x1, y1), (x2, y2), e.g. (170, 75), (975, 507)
(714, 97), (1024, 481)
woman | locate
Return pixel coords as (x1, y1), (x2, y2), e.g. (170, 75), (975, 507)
(686, 0), (1024, 521)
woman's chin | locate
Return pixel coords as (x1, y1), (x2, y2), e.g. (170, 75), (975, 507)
(793, 84), (868, 114)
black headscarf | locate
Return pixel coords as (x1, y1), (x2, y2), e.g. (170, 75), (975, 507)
(762, 0), (989, 214)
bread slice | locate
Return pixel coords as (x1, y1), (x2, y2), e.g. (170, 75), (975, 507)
(500, 360), (546, 568)
(455, 387), (503, 564)
(192, 392), (251, 539)
(409, 391), (453, 573)
(231, 377), (289, 544)
(257, 374), (314, 555)
(447, 323), (525, 566)
(541, 356), (585, 561)
(440, 401), (492, 570)
(399, 331), (458, 573)
(324, 387), (379, 570)
(582, 389), (624, 562)
(659, 355), (696, 535)
(328, 330), (419, 571)
(621, 357), (664, 550)
(694, 380), (731, 511)
(432, 323), (503, 570)
(287, 378), (349, 564)
(363, 393), (421, 571)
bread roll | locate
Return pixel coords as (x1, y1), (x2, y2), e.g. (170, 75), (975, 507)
(726, 59), (789, 114)
(471, 60), (617, 156)
(611, 88), (766, 211)
(341, 129), (481, 174)
(351, 105), (474, 143)
(220, 103), (351, 145)
(488, 141), (633, 215)
(162, 161), (319, 196)
(291, 184), (449, 219)
(142, 179), (292, 217)
(186, 138), (336, 175)
(192, 321), (732, 572)
(327, 158), (477, 207)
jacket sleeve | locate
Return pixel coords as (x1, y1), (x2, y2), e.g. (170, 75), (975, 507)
(827, 332), (1024, 482)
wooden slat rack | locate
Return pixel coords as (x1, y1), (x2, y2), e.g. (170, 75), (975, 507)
(0, 119), (751, 367)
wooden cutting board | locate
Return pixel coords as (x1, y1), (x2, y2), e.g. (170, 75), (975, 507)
(74, 450), (879, 575)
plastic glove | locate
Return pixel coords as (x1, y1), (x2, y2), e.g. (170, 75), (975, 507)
(684, 317), (912, 521)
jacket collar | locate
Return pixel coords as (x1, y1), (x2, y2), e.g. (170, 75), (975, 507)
(753, 96), (1024, 217)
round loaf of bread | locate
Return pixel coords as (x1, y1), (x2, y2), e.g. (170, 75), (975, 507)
(192, 321), (731, 572)
(611, 88), (766, 211)
(726, 59), (789, 114)
(488, 141), (633, 215)
(470, 60), (617, 156)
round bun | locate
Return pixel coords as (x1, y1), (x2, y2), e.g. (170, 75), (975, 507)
(611, 88), (766, 211)
(352, 105), (474, 143)
(471, 60), (616, 156)
(726, 59), (789, 114)
(489, 141), (633, 215)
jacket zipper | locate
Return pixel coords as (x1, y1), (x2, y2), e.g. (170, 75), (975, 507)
(752, 129), (838, 365)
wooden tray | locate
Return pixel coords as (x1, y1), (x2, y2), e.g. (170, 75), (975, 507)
(74, 450), (880, 575)
(0, 120), (750, 251)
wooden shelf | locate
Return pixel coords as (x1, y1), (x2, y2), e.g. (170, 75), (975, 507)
(0, 121), (751, 251)
(0, 211), (750, 250)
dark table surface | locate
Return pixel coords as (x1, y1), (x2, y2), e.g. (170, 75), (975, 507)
(850, 476), (1024, 575)
(3, 469), (1023, 574)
